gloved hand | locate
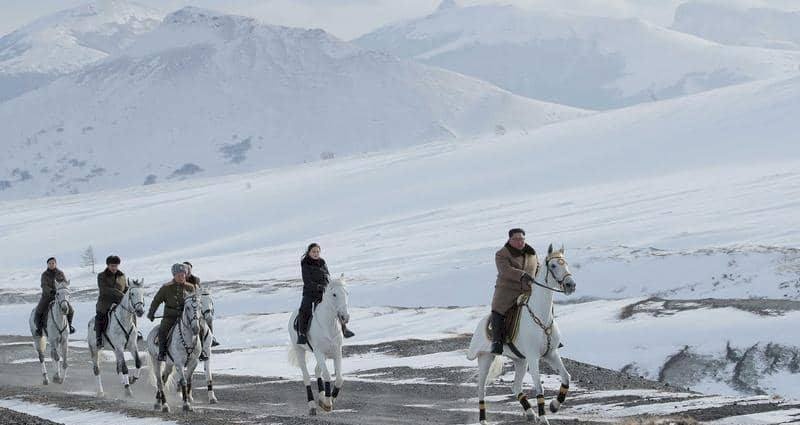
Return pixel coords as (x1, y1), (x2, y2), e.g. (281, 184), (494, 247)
(521, 273), (534, 290)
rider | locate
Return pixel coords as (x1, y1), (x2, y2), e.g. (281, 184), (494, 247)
(296, 243), (354, 345)
(148, 263), (194, 361)
(96, 255), (127, 349)
(35, 257), (75, 336)
(490, 228), (539, 355)
(183, 261), (219, 347)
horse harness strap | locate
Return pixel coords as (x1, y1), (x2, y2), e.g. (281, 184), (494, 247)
(47, 301), (69, 341)
(525, 303), (554, 356)
(177, 316), (197, 367)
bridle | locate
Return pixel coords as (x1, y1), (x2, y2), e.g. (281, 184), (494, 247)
(529, 254), (571, 293)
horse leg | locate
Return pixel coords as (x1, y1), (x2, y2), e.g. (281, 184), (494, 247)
(176, 365), (193, 412)
(36, 336), (48, 385)
(295, 345), (316, 415)
(50, 340), (61, 384)
(91, 345), (104, 397)
(512, 358), (535, 421)
(543, 351), (570, 414)
(314, 351), (332, 412)
(115, 348), (133, 398)
(204, 356), (217, 404)
(476, 353), (492, 425)
(331, 348), (344, 409)
(153, 354), (167, 412)
(528, 360), (548, 425)
(186, 362), (197, 404)
(130, 342), (142, 385)
(60, 337), (69, 384)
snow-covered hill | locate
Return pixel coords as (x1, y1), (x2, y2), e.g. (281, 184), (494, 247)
(355, 2), (800, 109)
(1, 75), (798, 396)
(0, 0), (161, 101)
(672, 1), (800, 51)
(0, 6), (585, 200)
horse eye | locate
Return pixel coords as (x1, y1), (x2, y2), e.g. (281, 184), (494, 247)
(333, 294), (337, 297)
(551, 264), (556, 268)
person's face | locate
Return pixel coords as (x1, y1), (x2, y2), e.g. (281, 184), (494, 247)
(309, 246), (321, 260)
(108, 263), (119, 273)
(175, 272), (187, 283)
(47, 259), (56, 270)
(509, 232), (526, 250)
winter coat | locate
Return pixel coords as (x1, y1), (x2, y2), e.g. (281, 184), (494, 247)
(301, 257), (330, 300)
(40, 268), (66, 300)
(149, 280), (193, 319)
(491, 243), (539, 314)
(96, 269), (127, 313)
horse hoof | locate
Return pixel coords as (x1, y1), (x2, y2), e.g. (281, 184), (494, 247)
(162, 405), (171, 413)
(42, 379), (49, 385)
(97, 391), (105, 398)
(318, 399), (332, 412)
(309, 408), (317, 416)
(125, 388), (134, 398)
(550, 400), (560, 413)
(153, 403), (162, 411)
(209, 396), (218, 404)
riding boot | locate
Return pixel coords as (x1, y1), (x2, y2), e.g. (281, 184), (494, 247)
(95, 312), (106, 349)
(67, 305), (75, 334)
(208, 322), (220, 346)
(296, 310), (310, 345)
(490, 311), (505, 355)
(341, 322), (355, 339)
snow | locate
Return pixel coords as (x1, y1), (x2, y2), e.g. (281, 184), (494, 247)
(0, 398), (179, 425)
(0, 6), (585, 199)
(355, 3), (800, 109)
(672, 1), (800, 50)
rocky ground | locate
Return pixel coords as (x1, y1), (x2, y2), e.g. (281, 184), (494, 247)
(0, 335), (798, 424)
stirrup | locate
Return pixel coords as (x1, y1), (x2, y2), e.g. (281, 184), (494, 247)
(211, 338), (220, 347)
(157, 352), (166, 361)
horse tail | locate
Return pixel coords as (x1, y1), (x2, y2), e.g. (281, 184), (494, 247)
(487, 355), (505, 382)
(287, 343), (306, 368)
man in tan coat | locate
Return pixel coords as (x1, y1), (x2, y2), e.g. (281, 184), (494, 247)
(490, 228), (539, 354)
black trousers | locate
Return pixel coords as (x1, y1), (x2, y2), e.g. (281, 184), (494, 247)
(297, 295), (318, 335)
(158, 316), (178, 355)
(35, 297), (74, 329)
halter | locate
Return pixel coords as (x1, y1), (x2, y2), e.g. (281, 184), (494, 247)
(529, 254), (571, 293)
(106, 286), (141, 350)
(48, 287), (71, 341)
(523, 253), (571, 356)
(176, 297), (200, 366)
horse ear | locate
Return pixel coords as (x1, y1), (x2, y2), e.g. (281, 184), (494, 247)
(548, 244), (554, 255)
(560, 244), (565, 254)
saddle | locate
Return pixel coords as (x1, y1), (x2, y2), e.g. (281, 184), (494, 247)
(486, 293), (528, 344)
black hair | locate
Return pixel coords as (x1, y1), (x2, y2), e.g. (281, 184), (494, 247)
(302, 243), (320, 260)
(106, 255), (121, 265)
(508, 228), (526, 238)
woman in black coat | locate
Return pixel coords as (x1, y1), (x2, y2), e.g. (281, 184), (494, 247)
(296, 243), (354, 344)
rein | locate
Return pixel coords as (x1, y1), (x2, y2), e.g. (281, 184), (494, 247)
(529, 256), (570, 293)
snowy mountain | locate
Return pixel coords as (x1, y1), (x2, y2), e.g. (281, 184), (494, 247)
(0, 0), (161, 101)
(354, 3), (800, 109)
(0, 6), (586, 200)
(672, 1), (800, 50)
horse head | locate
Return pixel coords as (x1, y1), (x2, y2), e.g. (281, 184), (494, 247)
(54, 279), (71, 315)
(183, 293), (201, 335)
(324, 274), (350, 325)
(545, 244), (576, 295)
(126, 278), (146, 317)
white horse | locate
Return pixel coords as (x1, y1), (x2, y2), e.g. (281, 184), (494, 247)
(28, 279), (72, 385)
(288, 276), (350, 415)
(198, 290), (218, 404)
(87, 278), (146, 397)
(468, 244), (577, 425)
(147, 293), (202, 412)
